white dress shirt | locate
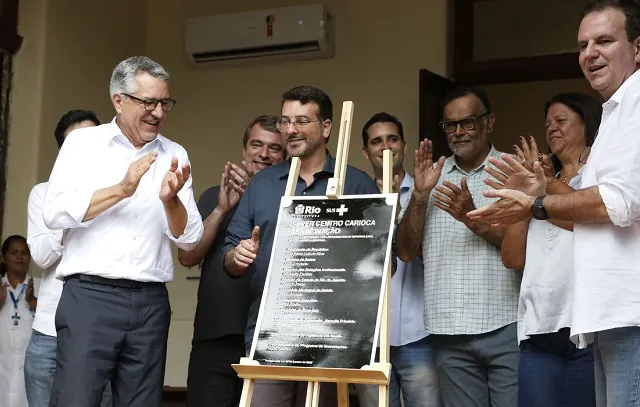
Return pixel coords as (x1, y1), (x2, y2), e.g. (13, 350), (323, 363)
(571, 69), (640, 347)
(27, 182), (63, 337)
(43, 118), (203, 283)
(517, 173), (581, 344)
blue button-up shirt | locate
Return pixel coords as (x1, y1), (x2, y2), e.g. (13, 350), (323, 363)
(222, 151), (380, 348)
(390, 173), (429, 346)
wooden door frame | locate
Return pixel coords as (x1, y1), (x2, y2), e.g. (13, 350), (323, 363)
(0, 0), (22, 236)
(0, 0), (22, 53)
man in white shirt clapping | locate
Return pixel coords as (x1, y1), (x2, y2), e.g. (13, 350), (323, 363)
(468, 1), (640, 405)
(43, 56), (203, 407)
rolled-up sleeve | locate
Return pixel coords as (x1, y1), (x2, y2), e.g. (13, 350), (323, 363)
(221, 181), (255, 276)
(165, 155), (204, 250)
(596, 97), (640, 227)
(43, 133), (96, 230)
(27, 183), (63, 269)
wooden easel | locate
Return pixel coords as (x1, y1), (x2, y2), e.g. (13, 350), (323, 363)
(233, 101), (394, 407)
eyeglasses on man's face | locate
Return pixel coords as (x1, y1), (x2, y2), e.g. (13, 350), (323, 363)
(122, 93), (176, 112)
(440, 112), (490, 134)
(276, 116), (323, 131)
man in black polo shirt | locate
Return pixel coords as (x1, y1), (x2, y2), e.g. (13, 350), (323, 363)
(180, 115), (285, 407)
(222, 86), (380, 407)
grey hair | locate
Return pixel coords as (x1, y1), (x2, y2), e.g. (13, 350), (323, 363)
(109, 56), (170, 98)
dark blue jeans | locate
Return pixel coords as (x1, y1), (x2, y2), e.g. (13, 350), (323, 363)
(354, 337), (441, 407)
(518, 328), (596, 407)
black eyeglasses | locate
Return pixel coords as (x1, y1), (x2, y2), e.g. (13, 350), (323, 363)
(276, 116), (323, 131)
(122, 93), (176, 112)
(440, 112), (490, 134)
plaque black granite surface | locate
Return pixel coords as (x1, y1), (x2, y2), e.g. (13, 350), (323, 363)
(251, 194), (396, 369)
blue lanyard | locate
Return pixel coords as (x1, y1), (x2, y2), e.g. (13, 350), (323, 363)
(9, 283), (27, 313)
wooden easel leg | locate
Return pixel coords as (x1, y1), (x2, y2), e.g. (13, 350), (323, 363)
(305, 382), (314, 407)
(239, 378), (255, 407)
(378, 383), (389, 407)
(311, 382), (321, 407)
(305, 381), (321, 407)
(337, 382), (350, 407)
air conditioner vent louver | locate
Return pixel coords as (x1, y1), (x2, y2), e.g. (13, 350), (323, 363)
(184, 4), (333, 66)
(193, 41), (322, 63)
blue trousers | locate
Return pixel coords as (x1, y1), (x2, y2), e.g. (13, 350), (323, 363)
(518, 328), (596, 407)
(355, 337), (441, 407)
(594, 326), (640, 407)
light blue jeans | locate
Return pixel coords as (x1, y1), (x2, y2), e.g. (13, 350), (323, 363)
(355, 337), (441, 407)
(594, 326), (640, 407)
(23, 329), (113, 407)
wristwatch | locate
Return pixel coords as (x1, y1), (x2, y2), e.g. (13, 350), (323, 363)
(531, 196), (549, 220)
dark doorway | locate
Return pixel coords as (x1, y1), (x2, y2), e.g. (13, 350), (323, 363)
(418, 69), (458, 160)
(0, 0), (23, 235)
(0, 51), (7, 236)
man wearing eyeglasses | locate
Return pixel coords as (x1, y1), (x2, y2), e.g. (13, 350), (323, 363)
(180, 115), (285, 407)
(222, 85), (380, 406)
(43, 56), (203, 407)
(396, 85), (520, 407)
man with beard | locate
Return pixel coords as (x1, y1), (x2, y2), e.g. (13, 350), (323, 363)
(222, 86), (380, 406)
(180, 115), (285, 407)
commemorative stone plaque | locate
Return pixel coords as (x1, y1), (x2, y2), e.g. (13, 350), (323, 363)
(251, 194), (397, 369)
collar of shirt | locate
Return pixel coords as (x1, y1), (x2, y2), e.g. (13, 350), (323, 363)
(607, 69), (640, 108)
(1, 274), (28, 290)
(399, 173), (414, 207)
(400, 172), (413, 191)
(444, 144), (501, 175)
(276, 149), (336, 180)
(107, 116), (168, 152)
(370, 172), (413, 193)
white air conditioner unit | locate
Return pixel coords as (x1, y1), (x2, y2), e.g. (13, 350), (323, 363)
(184, 4), (334, 65)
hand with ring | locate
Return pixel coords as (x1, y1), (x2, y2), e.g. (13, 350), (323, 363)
(227, 162), (252, 194)
(216, 161), (251, 214)
(512, 135), (540, 173)
(483, 153), (547, 196)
